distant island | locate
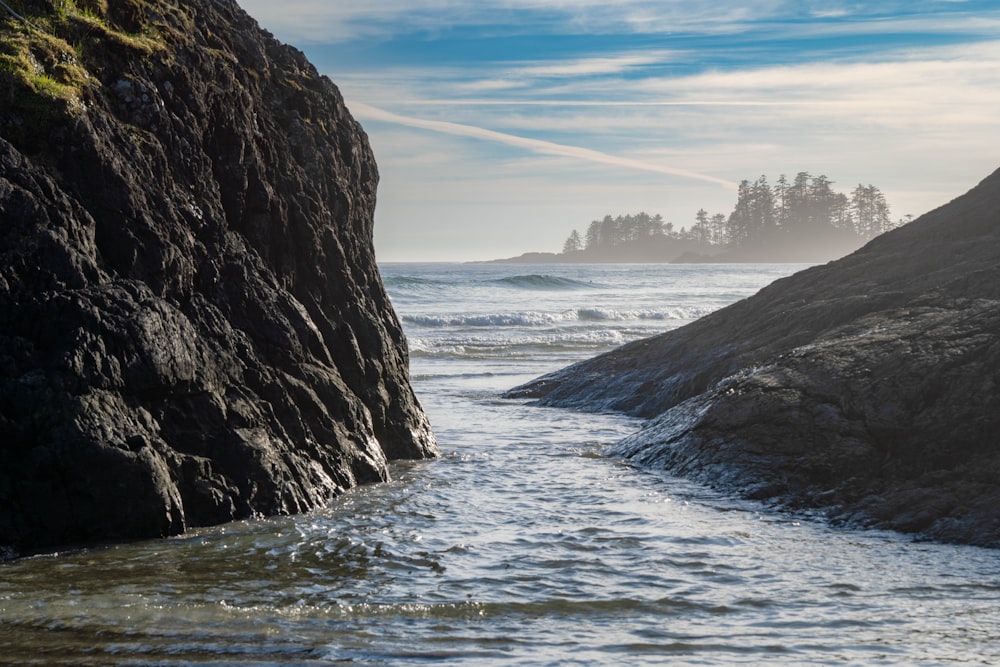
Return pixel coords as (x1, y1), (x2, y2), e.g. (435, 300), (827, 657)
(492, 173), (913, 264)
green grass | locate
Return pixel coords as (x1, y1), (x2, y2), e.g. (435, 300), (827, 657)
(0, 0), (196, 155)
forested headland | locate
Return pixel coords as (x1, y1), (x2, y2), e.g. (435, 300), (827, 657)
(496, 172), (912, 263)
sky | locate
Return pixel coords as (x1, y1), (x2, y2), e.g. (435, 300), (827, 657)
(238, 1), (1000, 262)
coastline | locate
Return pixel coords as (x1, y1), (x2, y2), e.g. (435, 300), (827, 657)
(507, 166), (1000, 548)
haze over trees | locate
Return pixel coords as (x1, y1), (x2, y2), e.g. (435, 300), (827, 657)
(560, 172), (908, 262)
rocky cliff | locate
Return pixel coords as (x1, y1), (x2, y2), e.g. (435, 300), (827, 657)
(0, 0), (437, 557)
(509, 167), (1000, 547)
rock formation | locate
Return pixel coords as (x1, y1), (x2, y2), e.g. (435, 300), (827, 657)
(509, 167), (1000, 547)
(0, 0), (437, 557)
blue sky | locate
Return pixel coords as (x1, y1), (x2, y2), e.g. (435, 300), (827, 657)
(239, 1), (1000, 261)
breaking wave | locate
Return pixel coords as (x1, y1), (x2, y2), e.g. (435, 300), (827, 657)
(487, 274), (600, 290)
(383, 275), (449, 290)
(403, 306), (711, 328)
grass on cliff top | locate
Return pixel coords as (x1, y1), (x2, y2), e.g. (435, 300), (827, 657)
(0, 0), (165, 107)
(0, 0), (177, 154)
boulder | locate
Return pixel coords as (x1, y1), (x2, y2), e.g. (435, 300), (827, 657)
(0, 0), (437, 557)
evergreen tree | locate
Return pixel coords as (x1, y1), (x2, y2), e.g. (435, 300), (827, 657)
(808, 174), (837, 228)
(691, 209), (712, 244)
(584, 220), (600, 250)
(651, 214), (665, 236)
(773, 174), (790, 229)
(695, 208), (709, 228)
(560, 172), (895, 257)
(727, 179), (754, 246)
(599, 215), (617, 247)
(562, 229), (582, 254)
(851, 184), (892, 238)
(751, 175), (775, 234)
(831, 191), (852, 231)
(710, 213), (728, 245)
(787, 171), (812, 225)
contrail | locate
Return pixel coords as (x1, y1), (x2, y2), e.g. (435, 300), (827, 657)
(350, 102), (737, 190)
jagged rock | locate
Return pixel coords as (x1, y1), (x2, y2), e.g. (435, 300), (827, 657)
(0, 0), (437, 557)
(509, 167), (1000, 547)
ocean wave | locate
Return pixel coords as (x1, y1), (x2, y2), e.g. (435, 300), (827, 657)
(407, 333), (630, 359)
(487, 274), (600, 290)
(576, 306), (712, 321)
(404, 312), (570, 327)
(383, 275), (450, 290)
(403, 306), (711, 328)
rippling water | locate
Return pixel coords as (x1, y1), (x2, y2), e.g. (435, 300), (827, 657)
(2, 263), (998, 665)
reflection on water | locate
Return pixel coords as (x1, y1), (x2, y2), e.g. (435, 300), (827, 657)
(2, 373), (998, 665)
(3, 263), (999, 665)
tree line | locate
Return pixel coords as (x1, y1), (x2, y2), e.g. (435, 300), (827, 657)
(562, 172), (910, 254)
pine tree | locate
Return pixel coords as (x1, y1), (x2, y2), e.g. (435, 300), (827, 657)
(851, 184), (892, 238)
(562, 229), (582, 254)
(710, 213), (728, 245)
(584, 220), (600, 250)
(727, 179), (754, 246)
(773, 174), (790, 229)
(691, 209), (711, 244)
(751, 175), (775, 235)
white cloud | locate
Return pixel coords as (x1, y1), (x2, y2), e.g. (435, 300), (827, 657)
(352, 39), (1000, 259)
(239, 1), (760, 41)
(239, 0), (1000, 43)
(351, 102), (738, 189)
(234, 0), (1000, 260)
(505, 52), (676, 79)
(335, 40), (1000, 161)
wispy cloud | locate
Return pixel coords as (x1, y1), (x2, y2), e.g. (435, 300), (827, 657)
(242, 0), (1000, 43)
(242, 1), (770, 41)
(237, 0), (1000, 260)
(334, 40), (1000, 148)
(505, 52), (676, 79)
(350, 102), (738, 189)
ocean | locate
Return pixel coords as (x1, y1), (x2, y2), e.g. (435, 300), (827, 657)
(1, 262), (997, 665)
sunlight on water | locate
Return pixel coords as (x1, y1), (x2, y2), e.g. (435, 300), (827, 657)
(2, 264), (998, 666)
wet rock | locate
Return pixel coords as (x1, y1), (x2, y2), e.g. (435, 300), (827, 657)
(509, 167), (1000, 547)
(0, 0), (436, 557)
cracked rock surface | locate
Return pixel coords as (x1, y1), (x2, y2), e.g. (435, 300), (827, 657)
(1, 0), (436, 557)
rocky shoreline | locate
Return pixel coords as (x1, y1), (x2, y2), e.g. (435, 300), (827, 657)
(509, 167), (1000, 547)
(0, 0), (436, 557)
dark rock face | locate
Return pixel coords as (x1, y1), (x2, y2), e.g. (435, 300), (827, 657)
(509, 167), (1000, 547)
(0, 0), (436, 556)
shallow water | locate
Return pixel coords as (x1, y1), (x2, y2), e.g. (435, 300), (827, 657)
(2, 263), (998, 665)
